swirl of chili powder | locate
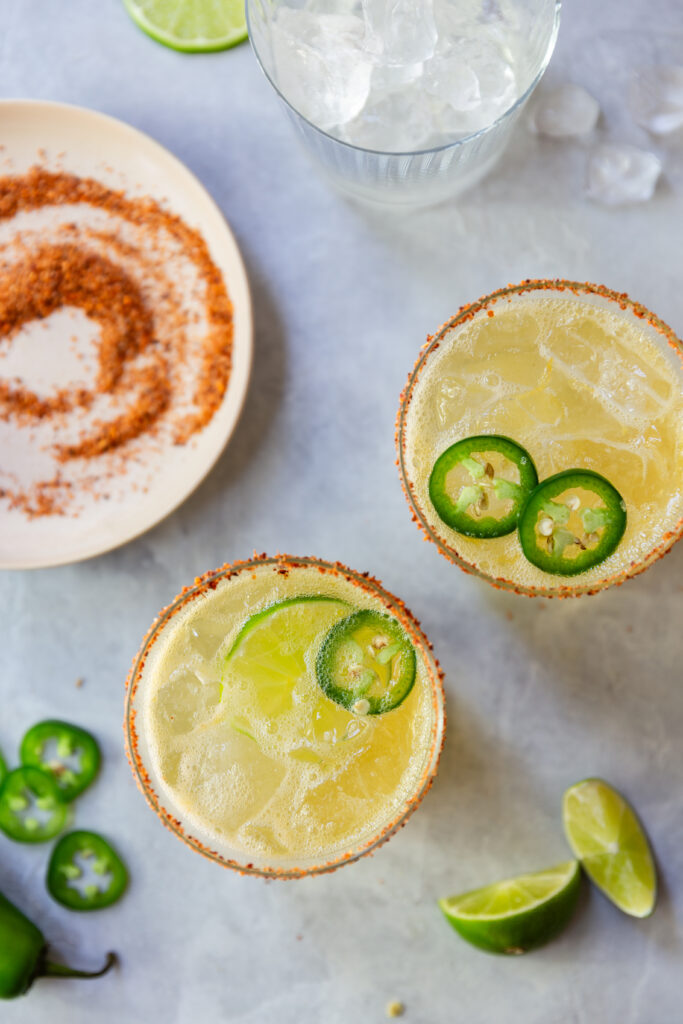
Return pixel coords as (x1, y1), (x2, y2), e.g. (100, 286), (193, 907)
(0, 166), (234, 513)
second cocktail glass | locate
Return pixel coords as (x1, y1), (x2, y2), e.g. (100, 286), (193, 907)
(397, 280), (683, 598)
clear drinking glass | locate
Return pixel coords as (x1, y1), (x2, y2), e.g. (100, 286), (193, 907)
(125, 554), (446, 878)
(246, 0), (561, 205)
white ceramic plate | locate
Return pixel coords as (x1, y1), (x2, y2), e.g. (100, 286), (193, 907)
(0, 100), (252, 569)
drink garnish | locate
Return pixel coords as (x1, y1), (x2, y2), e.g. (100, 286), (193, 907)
(316, 610), (416, 714)
(438, 860), (582, 955)
(428, 434), (538, 538)
(518, 470), (626, 575)
(563, 778), (656, 917)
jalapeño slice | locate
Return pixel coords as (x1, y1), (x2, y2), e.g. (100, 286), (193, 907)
(0, 767), (68, 843)
(20, 720), (100, 803)
(0, 749), (6, 786)
(316, 610), (416, 715)
(47, 831), (128, 912)
(429, 435), (538, 538)
(519, 469), (626, 576)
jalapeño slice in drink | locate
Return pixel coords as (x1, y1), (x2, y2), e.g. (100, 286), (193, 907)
(519, 470), (626, 575)
(0, 767), (68, 843)
(47, 831), (128, 911)
(429, 435), (538, 538)
(20, 720), (101, 803)
(316, 610), (416, 715)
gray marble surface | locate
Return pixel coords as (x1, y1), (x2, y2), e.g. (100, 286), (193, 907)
(1, 1), (682, 1021)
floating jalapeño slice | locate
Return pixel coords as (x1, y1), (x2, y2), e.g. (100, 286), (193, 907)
(20, 721), (101, 803)
(428, 435), (538, 538)
(316, 610), (416, 715)
(47, 831), (128, 912)
(519, 470), (627, 576)
(0, 767), (68, 843)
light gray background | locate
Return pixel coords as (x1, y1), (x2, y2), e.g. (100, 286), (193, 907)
(1, 1), (682, 1021)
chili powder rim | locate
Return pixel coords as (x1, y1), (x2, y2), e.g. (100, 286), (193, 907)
(395, 278), (683, 600)
(124, 552), (446, 880)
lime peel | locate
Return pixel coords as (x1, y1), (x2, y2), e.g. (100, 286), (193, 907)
(439, 860), (581, 955)
(562, 777), (657, 918)
(123, 0), (248, 53)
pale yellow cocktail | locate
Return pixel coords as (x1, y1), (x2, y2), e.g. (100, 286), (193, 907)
(126, 555), (444, 877)
(398, 281), (683, 597)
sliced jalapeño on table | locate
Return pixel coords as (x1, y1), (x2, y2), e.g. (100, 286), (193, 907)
(518, 469), (626, 575)
(0, 767), (68, 843)
(20, 720), (100, 802)
(316, 610), (416, 715)
(47, 831), (128, 912)
(429, 434), (538, 538)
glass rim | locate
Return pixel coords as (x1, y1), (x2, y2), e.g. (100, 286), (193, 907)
(245, 0), (562, 159)
(125, 553), (446, 879)
(396, 278), (683, 599)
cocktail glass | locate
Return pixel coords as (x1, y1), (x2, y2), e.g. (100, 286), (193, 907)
(396, 280), (683, 598)
(125, 554), (445, 878)
(246, 0), (561, 205)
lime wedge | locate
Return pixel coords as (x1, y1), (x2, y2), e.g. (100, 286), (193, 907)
(438, 860), (581, 954)
(123, 0), (248, 52)
(562, 778), (656, 918)
(223, 597), (350, 716)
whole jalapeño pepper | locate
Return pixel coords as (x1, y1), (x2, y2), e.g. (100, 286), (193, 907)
(0, 889), (115, 999)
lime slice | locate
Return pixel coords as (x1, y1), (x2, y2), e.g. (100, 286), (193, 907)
(223, 597), (350, 716)
(438, 860), (581, 954)
(562, 778), (656, 918)
(123, 0), (248, 52)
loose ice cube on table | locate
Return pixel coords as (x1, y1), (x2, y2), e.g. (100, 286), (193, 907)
(629, 65), (683, 134)
(362, 0), (438, 65)
(586, 143), (662, 206)
(270, 8), (372, 130)
(531, 83), (600, 137)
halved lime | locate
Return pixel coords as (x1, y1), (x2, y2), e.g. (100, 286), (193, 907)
(562, 778), (656, 918)
(438, 860), (581, 954)
(123, 0), (248, 52)
(223, 597), (350, 716)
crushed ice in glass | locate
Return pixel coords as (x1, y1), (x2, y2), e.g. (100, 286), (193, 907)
(586, 143), (662, 206)
(629, 65), (683, 135)
(531, 83), (600, 137)
(268, 0), (527, 151)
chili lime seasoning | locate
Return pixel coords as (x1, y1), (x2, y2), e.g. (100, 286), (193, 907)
(0, 166), (234, 517)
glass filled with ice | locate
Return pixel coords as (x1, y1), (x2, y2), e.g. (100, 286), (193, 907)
(247, 0), (561, 203)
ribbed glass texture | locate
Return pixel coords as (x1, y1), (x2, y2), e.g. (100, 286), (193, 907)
(247, 0), (561, 204)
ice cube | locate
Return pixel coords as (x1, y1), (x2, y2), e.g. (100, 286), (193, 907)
(271, 8), (372, 130)
(340, 87), (440, 151)
(425, 36), (517, 135)
(629, 65), (683, 135)
(586, 143), (662, 206)
(362, 0), (438, 66)
(531, 83), (600, 137)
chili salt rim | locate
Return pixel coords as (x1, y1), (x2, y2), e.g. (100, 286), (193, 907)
(124, 552), (446, 879)
(395, 278), (683, 599)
